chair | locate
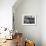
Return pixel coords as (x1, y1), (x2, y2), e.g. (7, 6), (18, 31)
(25, 40), (35, 46)
(15, 33), (23, 46)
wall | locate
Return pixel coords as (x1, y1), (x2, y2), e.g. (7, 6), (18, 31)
(0, 0), (16, 30)
(41, 0), (46, 46)
(13, 0), (41, 46)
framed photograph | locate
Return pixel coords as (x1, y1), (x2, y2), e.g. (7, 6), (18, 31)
(22, 15), (36, 25)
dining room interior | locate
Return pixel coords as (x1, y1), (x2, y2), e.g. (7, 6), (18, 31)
(0, 0), (46, 46)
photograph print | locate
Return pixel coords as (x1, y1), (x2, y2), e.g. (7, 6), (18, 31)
(22, 15), (36, 25)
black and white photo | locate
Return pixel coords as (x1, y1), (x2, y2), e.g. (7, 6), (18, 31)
(22, 15), (36, 25)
